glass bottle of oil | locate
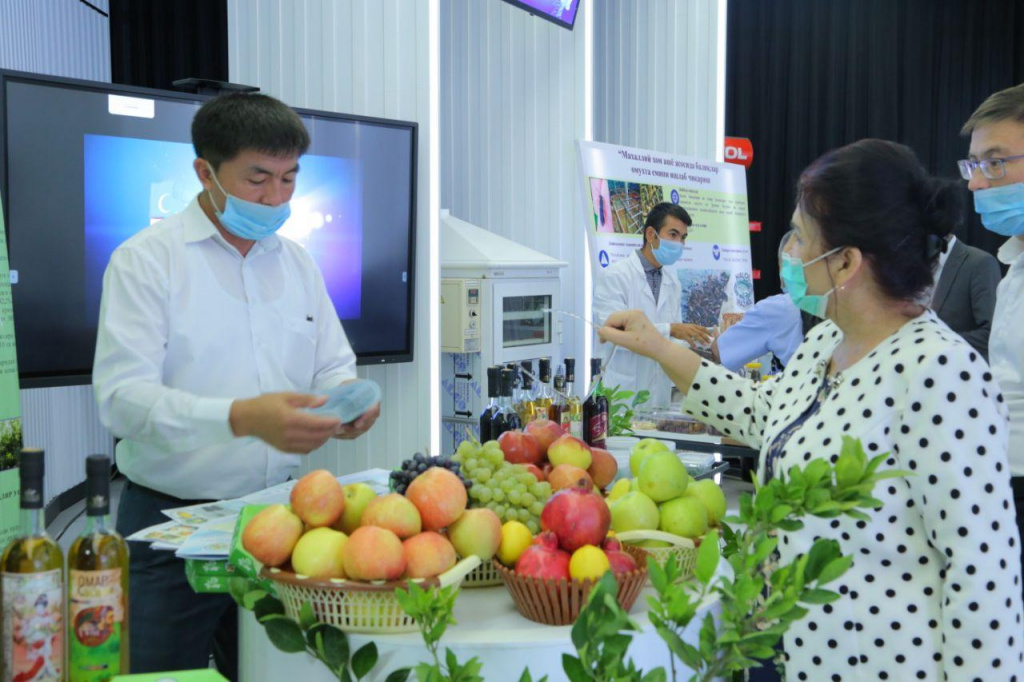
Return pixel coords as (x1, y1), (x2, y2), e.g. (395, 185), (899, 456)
(67, 454), (129, 681)
(535, 358), (555, 416)
(2, 448), (65, 682)
(564, 357), (584, 439)
(516, 360), (539, 424)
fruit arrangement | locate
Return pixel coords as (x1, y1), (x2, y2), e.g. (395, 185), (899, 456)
(389, 452), (472, 495)
(494, 418), (619, 492)
(241, 467), (500, 583)
(453, 438), (554, 534)
(493, 479), (648, 625)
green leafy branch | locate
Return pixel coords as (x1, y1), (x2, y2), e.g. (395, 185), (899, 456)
(599, 384), (650, 438)
(236, 586), (380, 682)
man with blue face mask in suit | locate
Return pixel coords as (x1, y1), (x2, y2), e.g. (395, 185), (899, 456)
(92, 93), (380, 679)
(593, 203), (712, 406)
(961, 82), (1024, 611)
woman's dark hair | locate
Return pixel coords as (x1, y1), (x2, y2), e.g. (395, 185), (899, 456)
(192, 93), (310, 169)
(642, 202), (692, 244)
(796, 139), (962, 302)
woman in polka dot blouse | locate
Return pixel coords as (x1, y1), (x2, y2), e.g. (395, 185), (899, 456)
(601, 140), (1024, 680)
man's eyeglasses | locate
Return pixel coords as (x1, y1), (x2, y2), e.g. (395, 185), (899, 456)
(957, 154), (1024, 181)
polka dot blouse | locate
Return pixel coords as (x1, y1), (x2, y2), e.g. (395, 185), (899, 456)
(681, 310), (1024, 680)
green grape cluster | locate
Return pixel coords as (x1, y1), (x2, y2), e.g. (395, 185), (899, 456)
(453, 439), (552, 534)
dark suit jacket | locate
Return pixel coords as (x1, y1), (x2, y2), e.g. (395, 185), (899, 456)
(932, 238), (1001, 360)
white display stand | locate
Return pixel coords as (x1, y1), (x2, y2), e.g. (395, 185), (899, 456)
(240, 583), (720, 682)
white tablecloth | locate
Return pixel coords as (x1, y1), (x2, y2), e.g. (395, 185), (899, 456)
(240, 583), (720, 682)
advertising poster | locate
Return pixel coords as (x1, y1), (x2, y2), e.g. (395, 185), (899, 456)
(577, 141), (753, 328)
(0, 194), (24, 546)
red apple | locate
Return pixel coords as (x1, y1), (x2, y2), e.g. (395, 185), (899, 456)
(540, 480), (612, 553)
(525, 419), (564, 453)
(521, 463), (546, 482)
(587, 448), (618, 490)
(547, 434), (592, 470)
(514, 531), (571, 581)
(602, 537), (638, 575)
(498, 430), (544, 466)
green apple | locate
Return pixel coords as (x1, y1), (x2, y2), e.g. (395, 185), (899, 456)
(607, 478), (632, 501)
(683, 479), (727, 526)
(659, 496), (709, 539)
(331, 483), (377, 534)
(291, 527), (349, 579)
(630, 438), (672, 477)
(636, 452), (689, 502)
(610, 491), (660, 533)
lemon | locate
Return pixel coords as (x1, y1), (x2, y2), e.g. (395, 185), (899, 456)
(569, 545), (611, 582)
(497, 521), (533, 566)
(607, 478), (631, 501)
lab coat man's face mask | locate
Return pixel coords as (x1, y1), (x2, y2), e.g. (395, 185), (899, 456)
(649, 230), (685, 267)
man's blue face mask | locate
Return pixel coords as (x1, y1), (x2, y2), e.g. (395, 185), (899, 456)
(651, 233), (685, 267)
(974, 183), (1024, 237)
(206, 162), (291, 241)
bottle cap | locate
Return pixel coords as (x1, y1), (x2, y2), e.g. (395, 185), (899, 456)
(564, 358), (576, 382)
(85, 454), (111, 516)
(487, 366), (500, 397)
(590, 357), (602, 375)
(539, 357), (551, 382)
(19, 448), (44, 510)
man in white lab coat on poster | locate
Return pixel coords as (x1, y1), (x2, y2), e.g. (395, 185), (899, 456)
(593, 203), (712, 406)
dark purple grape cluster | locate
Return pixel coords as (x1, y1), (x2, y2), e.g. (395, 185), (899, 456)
(390, 452), (473, 495)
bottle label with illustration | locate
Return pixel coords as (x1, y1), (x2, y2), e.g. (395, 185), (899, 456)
(69, 568), (124, 681)
(588, 413), (608, 447)
(570, 414), (583, 439)
(2, 569), (64, 682)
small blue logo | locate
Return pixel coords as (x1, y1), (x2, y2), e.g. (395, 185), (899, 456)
(670, 189), (679, 204)
(712, 244), (721, 261)
(598, 250), (610, 268)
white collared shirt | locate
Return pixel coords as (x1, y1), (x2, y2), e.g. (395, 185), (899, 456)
(990, 236), (1024, 476)
(93, 197), (357, 500)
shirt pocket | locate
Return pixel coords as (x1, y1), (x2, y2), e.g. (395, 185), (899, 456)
(278, 314), (317, 389)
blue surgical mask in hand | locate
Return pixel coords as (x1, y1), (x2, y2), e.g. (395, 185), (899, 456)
(974, 183), (1024, 237)
(651, 236), (684, 266)
(780, 247), (842, 318)
(206, 162), (291, 240)
(308, 379), (382, 424)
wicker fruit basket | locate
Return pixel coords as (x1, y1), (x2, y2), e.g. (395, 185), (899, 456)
(461, 557), (504, 587)
(259, 556), (481, 634)
(493, 545), (648, 626)
(616, 529), (701, 583)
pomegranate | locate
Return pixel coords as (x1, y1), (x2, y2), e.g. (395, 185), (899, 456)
(602, 537), (638, 575)
(498, 430), (544, 465)
(540, 480), (612, 553)
(515, 531), (571, 581)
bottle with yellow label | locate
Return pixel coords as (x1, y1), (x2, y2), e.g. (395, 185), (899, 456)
(67, 454), (129, 681)
(2, 448), (65, 682)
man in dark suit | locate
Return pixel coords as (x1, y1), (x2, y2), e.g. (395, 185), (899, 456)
(931, 235), (1001, 360)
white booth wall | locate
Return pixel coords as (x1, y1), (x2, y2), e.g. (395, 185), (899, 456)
(227, 0), (437, 475)
(0, 0), (114, 504)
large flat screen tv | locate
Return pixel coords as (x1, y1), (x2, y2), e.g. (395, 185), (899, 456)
(0, 70), (417, 388)
(502, 0), (580, 30)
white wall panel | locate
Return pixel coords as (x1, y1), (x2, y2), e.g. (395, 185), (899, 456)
(593, 0), (721, 159)
(0, 0), (113, 502)
(440, 0), (588, 366)
(0, 0), (110, 82)
(228, 0), (434, 475)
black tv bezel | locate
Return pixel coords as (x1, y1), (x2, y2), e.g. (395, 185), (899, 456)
(0, 69), (418, 389)
(501, 0), (579, 30)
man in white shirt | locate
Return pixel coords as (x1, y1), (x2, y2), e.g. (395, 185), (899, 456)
(961, 82), (1024, 609)
(592, 203), (712, 406)
(93, 93), (378, 678)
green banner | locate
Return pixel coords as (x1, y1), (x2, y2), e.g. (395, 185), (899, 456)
(0, 195), (23, 546)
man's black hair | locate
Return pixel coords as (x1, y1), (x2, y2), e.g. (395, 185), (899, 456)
(192, 93), (310, 169)
(643, 202), (692, 245)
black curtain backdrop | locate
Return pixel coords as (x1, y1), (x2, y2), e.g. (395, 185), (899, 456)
(110, 0), (228, 91)
(727, 0), (1024, 301)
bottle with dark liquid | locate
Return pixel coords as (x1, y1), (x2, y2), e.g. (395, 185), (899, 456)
(2, 449), (65, 682)
(68, 454), (130, 680)
(582, 358), (609, 448)
(549, 371), (570, 429)
(490, 367), (522, 439)
(479, 366), (500, 443)
(564, 357), (583, 439)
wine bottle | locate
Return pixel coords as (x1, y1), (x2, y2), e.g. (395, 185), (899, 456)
(479, 366), (501, 443)
(2, 448), (64, 682)
(550, 371), (570, 429)
(67, 454), (130, 681)
(582, 358), (609, 448)
(564, 358), (583, 439)
(490, 368), (522, 439)
(535, 358), (555, 415)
